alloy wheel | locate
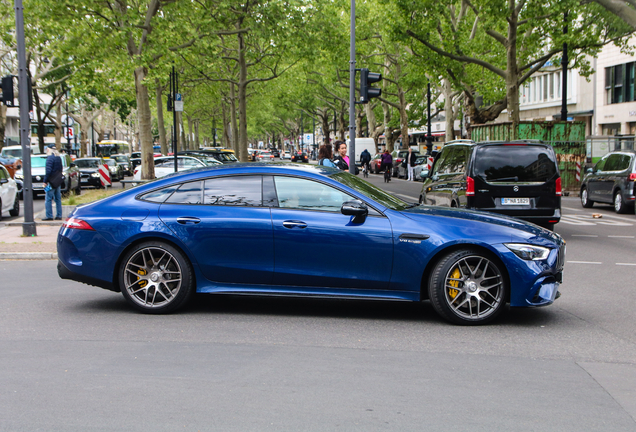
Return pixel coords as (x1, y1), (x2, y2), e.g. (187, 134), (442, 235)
(123, 247), (183, 309)
(443, 255), (504, 321)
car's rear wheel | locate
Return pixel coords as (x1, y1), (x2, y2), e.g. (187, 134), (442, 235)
(580, 187), (594, 208)
(9, 194), (19, 217)
(428, 249), (507, 325)
(119, 242), (194, 313)
(614, 191), (627, 214)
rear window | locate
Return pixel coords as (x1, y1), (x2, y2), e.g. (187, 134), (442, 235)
(473, 145), (557, 183)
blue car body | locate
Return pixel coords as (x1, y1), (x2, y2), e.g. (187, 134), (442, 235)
(57, 163), (565, 323)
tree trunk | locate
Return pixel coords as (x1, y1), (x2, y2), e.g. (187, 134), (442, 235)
(0, 104), (6, 148)
(134, 66), (155, 180)
(187, 115), (193, 150)
(444, 79), (456, 142)
(194, 120), (200, 149)
(155, 79), (168, 155)
(222, 102), (230, 148)
(230, 83), (238, 152)
(54, 102), (63, 148)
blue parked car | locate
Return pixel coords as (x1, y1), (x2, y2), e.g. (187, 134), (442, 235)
(57, 163), (566, 325)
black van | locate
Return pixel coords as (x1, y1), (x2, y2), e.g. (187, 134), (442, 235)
(420, 141), (562, 229)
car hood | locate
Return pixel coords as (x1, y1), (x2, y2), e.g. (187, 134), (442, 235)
(78, 168), (100, 173)
(401, 205), (563, 243)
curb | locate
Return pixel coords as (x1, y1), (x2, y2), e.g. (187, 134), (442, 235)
(0, 252), (58, 260)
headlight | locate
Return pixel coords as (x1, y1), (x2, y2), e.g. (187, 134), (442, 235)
(91, 173), (100, 178)
(505, 243), (551, 261)
(109, 167), (117, 173)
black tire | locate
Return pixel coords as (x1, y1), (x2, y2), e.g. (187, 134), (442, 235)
(428, 248), (508, 325)
(9, 194), (19, 217)
(119, 241), (194, 314)
(614, 191), (627, 214)
(580, 187), (594, 208)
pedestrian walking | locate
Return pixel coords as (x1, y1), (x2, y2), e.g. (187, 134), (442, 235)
(407, 147), (417, 181)
(43, 144), (64, 221)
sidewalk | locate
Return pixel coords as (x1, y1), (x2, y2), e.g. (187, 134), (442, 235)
(0, 205), (76, 260)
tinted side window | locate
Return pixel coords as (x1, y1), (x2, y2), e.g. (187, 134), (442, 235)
(274, 176), (352, 212)
(165, 181), (203, 204)
(618, 155), (631, 171)
(435, 147), (458, 175)
(0, 166), (7, 180)
(203, 176), (261, 206)
(604, 154), (621, 171)
(595, 158), (606, 172)
(446, 146), (468, 174)
(140, 185), (179, 203)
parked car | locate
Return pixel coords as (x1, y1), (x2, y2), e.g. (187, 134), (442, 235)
(420, 140), (562, 230)
(189, 149), (238, 164)
(291, 152), (309, 163)
(271, 148), (280, 158)
(256, 151), (275, 162)
(281, 151), (292, 160)
(0, 164), (19, 220)
(132, 155), (222, 181)
(57, 163), (566, 325)
(104, 159), (124, 182)
(369, 153), (383, 174)
(580, 149), (636, 213)
(110, 154), (132, 176)
(391, 149), (420, 177)
(15, 153), (81, 197)
(75, 157), (106, 189)
(1, 144), (40, 159)
(397, 155), (427, 179)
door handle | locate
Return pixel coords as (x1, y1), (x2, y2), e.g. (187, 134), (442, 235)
(177, 217), (201, 225)
(283, 220), (307, 229)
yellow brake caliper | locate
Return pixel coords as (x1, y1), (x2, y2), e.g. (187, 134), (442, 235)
(137, 268), (148, 288)
(448, 268), (460, 299)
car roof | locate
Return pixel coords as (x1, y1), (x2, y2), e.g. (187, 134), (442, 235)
(606, 149), (636, 155)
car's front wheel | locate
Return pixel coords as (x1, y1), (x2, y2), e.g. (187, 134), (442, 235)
(428, 249), (507, 325)
(580, 187), (594, 208)
(119, 242), (194, 313)
(614, 191), (627, 214)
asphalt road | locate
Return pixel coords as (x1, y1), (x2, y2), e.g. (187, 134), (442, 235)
(1, 170), (635, 431)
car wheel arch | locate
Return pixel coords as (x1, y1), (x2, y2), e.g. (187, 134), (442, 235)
(112, 235), (198, 293)
(418, 243), (511, 303)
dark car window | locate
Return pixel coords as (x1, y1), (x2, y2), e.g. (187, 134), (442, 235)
(204, 176), (261, 206)
(165, 181), (203, 204)
(618, 154), (632, 171)
(595, 157), (606, 172)
(445, 146), (468, 174)
(0, 166), (7, 180)
(75, 159), (101, 168)
(603, 154), (622, 171)
(433, 147), (456, 175)
(275, 176), (353, 212)
(473, 145), (557, 183)
(331, 172), (409, 211)
(140, 185), (179, 203)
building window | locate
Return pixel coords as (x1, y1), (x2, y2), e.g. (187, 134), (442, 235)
(606, 62), (636, 104)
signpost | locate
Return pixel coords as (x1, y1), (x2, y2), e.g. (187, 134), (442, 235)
(174, 93), (183, 112)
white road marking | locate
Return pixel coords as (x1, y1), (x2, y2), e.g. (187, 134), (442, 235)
(608, 235), (635, 239)
(571, 234), (598, 237)
(562, 206), (584, 212)
(616, 263), (636, 266)
(559, 215), (633, 226)
(567, 261), (602, 264)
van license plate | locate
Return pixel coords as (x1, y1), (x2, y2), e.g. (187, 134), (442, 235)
(502, 197), (530, 205)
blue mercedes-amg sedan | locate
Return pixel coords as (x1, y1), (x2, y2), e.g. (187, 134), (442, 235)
(57, 163), (566, 325)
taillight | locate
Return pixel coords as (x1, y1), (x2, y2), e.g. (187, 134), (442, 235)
(630, 173), (636, 181)
(466, 176), (475, 196)
(555, 177), (562, 196)
(396, 158), (403, 163)
(62, 218), (94, 231)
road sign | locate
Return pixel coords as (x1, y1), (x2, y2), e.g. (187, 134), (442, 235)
(60, 114), (74, 126)
(174, 93), (183, 112)
(64, 127), (74, 139)
(98, 164), (111, 187)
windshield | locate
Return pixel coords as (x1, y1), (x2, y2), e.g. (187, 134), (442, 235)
(113, 156), (128, 163)
(105, 159), (116, 166)
(198, 157), (221, 166)
(75, 159), (101, 168)
(331, 172), (411, 210)
(473, 145), (557, 183)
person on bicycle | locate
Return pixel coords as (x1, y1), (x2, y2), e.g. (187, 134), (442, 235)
(360, 148), (371, 174)
(380, 149), (392, 173)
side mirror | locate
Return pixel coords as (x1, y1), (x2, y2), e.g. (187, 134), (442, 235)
(586, 168), (593, 174)
(0, 178), (7, 184)
(341, 200), (368, 223)
(420, 169), (429, 179)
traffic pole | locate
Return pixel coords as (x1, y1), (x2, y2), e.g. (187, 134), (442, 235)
(348, 0), (356, 174)
(15, 0), (36, 236)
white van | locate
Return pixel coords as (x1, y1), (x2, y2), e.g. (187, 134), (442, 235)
(346, 138), (377, 165)
(1, 145), (39, 159)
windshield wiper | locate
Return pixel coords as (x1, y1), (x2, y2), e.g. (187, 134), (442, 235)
(489, 176), (518, 182)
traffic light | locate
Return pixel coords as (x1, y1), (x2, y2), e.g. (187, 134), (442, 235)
(2, 75), (14, 107)
(360, 68), (382, 103)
